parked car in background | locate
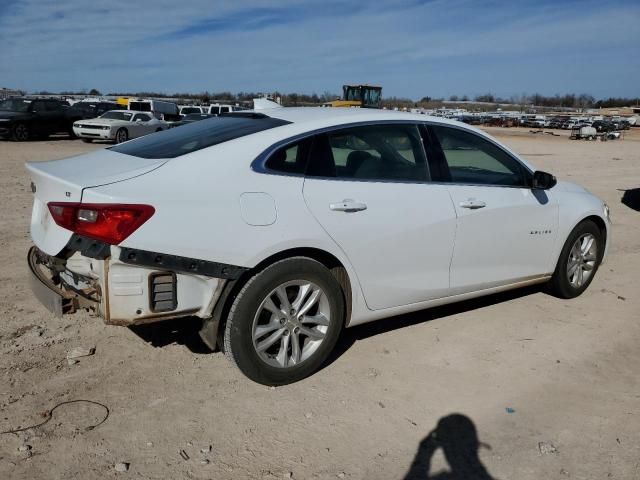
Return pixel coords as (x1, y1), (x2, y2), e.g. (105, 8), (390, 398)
(208, 104), (245, 115)
(27, 108), (610, 385)
(0, 97), (71, 141)
(128, 99), (180, 121)
(65, 101), (121, 137)
(169, 113), (217, 128)
(66, 101), (120, 121)
(592, 120), (616, 133)
(72, 110), (167, 143)
(178, 105), (205, 116)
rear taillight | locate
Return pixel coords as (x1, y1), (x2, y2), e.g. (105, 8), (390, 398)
(47, 202), (155, 245)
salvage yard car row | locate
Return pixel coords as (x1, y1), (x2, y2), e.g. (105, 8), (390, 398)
(0, 96), (242, 143)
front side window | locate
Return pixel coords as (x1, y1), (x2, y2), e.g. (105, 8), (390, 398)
(132, 113), (149, 122)
(430, 125), (529, 187)
(306, 124), (428, 182)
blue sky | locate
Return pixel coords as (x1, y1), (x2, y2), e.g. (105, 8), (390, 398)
(0, 0), (638, 99)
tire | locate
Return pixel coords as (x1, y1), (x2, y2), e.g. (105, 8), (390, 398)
(11, 123), (29, 141)
(548, 220), (603, 299)
(68, 128), (77, 139)
(224, 257), (345, 385)
(81, 138), (93, 143)
(115, 128), (128, 144)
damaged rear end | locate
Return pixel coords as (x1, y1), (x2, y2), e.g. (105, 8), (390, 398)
(26, 149), (231, 331)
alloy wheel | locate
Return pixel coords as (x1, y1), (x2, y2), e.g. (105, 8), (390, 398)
(14, 124), (28, 141)
(252, 280), (331, 368)
(566, 233), (597, 288)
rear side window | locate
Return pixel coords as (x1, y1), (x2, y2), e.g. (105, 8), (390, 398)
(306, 124), (428, 182)
(111, 115), (290, 159)
(265, 139), (312, 175)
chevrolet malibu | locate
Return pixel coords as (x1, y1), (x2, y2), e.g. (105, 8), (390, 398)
(27, 108), (610, 385)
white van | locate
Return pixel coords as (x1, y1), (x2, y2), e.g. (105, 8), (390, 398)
(207, 104), (244, 115)
(128, 99), (180, 121)
(178, 105), (205, 116)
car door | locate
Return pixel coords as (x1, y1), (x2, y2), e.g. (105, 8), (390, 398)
(46, 101), (68, 133)
(301, 123), (457, 310)
(130, 113), (149, 137)
(426, 124), (558, 294)
(30, 100), (50, 135)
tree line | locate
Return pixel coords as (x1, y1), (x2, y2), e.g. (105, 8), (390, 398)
(28, 88), (639, 109)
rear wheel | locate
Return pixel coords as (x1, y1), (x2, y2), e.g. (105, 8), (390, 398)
(224, 257), (345, 385)
(12, 123), (29, 141)
(548, 220), (603, 298)
(115, 128), (128, 144)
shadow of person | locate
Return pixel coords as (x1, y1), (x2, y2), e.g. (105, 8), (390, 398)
(404, 414), (494, 480)
(620, 188), (640, 212)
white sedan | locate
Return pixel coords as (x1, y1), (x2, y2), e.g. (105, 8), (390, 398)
(27, 108), (610, 384)
(72, 110), (166, 143)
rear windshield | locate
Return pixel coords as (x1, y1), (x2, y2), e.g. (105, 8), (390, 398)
(110, 115), (290, 159)
(129, 102), (151, 112)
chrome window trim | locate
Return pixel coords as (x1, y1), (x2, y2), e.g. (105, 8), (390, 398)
(426, 122), (535, 185)
(251, 119), (535, 188)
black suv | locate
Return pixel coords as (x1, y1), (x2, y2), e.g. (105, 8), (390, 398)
(592, 120), (615, 133)
(65, 101), (121, 126)
(0, 97), (71, 141)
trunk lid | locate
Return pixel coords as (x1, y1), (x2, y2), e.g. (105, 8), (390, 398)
(26, 149), (166, 255)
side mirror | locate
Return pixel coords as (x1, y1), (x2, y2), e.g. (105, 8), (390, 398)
(532, 170), (557, 190)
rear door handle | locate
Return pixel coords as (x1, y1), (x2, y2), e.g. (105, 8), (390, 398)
(459, 199), (486, 209)
(330, 199), (367, 212)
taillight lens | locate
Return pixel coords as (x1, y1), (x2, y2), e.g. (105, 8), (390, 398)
(47, 202), (155, 245)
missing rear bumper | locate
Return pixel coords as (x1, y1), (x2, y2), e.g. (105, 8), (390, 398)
(28, 246), (97, 316)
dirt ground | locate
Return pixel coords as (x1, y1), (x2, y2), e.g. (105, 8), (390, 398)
(1, 128), (639, 480)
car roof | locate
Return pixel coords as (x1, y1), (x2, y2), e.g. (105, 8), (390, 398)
(260, 106), (463, 129)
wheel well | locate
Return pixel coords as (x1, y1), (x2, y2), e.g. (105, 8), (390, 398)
(584, 215), (607, 250)
(209, 248), (353, 351)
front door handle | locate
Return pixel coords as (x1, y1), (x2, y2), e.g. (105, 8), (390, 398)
(330, 199), (367, 212)
(459, 199), (486, 209)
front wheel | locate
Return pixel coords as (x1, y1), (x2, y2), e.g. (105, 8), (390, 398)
(81, 138), (93, 143)
(115, 128), (128, 144)
(223, 257), (345, 385)
(12, 123), (29, 141)
(548, 220), (603, 298)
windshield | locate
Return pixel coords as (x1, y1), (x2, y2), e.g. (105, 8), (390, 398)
(111, 114), (290, 159)
(100, 111), (133, 121)
(0, 98), (32, 112)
